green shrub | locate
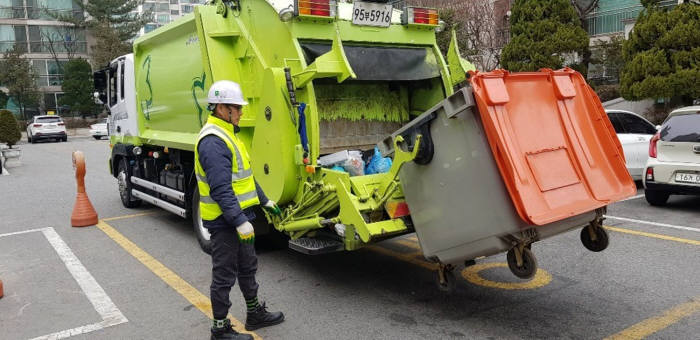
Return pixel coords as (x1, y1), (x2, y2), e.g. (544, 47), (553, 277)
(0, 109), (21, 147)
(594, 84), (621, 103)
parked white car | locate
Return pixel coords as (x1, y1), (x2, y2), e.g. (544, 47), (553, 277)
(26, 115), (67, 143)
(643, 106), (700, 206)
(89, 118), (109, 140)
(606, 110), (658, 180)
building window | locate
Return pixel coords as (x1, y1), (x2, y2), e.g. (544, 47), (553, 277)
(171, 9), (179, 15)
(28, 25), (87, 54)
(26, 0), (83, 21)
(170, 0), (179, 4)
(0, 0), (25, 19)
(0, 24), (27, 52)
(144, 24), (158, 33)
(181, 5), (193, 13)
(158, 3), (169, 11)
(32, 59), (68, 87)
(157, 14), (169, 24)
(43, 92), (65, 115)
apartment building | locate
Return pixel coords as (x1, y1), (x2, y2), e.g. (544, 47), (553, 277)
(137, 0), (206, 36)
(0, 0), (89, 116)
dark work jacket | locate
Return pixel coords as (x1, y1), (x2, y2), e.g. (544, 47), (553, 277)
(197, 131), (269, 230)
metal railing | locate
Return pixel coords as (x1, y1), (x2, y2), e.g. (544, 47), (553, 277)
(584, 0), (677, 36)
(28, 40), (87, 53)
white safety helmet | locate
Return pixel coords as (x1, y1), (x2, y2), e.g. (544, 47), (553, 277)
(207, 80), (248, 108)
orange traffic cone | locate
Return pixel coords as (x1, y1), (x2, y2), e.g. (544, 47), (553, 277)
(0, 278), (4, 299)
(71, 151), (98, 227)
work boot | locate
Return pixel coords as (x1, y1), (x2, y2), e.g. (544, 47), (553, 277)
(211, 319), (253, 340)
(245, 302), (285, 331)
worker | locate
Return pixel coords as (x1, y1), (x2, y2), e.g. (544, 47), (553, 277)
(195, 80), (285, 340)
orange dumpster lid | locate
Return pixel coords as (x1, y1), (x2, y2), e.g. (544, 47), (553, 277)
(469, 68), (636, 225)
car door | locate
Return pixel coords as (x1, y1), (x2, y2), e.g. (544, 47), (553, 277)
(616, 112), (657, 178)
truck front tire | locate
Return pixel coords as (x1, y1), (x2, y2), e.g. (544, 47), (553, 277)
(191, 189), (213, 254)
(118, 158), (142, 208)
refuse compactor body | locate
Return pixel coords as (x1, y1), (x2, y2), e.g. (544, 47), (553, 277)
(383, 68), (636, 280)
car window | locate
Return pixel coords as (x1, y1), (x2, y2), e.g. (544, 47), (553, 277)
(617, 113), (656, 134)
(36, 117), (62, 123)
(607, 112), (625, 133)
(660, 113), (700, 142)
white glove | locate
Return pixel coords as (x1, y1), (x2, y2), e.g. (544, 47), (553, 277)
(236, 221), (255, 244)
(263, 200), (281, 215)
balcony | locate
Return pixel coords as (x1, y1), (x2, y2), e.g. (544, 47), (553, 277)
(584, 0), (677, 36)
(0, 6), (84, 21)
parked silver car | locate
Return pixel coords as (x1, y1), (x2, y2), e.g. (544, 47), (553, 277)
(643, 106), (700, 205)
(26, 115), (67, 143)
(606, 110), (658, 180)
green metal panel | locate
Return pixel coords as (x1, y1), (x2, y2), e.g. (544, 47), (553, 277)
(129, 0), (453, 247)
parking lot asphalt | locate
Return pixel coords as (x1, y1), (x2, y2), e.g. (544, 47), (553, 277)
(1, 138), (698, 340)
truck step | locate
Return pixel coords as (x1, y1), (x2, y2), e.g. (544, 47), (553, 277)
(288, 237), (344, 255)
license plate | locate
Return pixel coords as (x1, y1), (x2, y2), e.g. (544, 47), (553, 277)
(675, 172), (700, 184)
(352, 1), (392, 28)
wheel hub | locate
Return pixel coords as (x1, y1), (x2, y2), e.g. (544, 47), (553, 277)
(118, 171), (128, 200)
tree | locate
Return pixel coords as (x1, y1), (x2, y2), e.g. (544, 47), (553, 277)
(501, 0), (590, 73)
(435, 9), (466, 59)
(60, 59), (95, 118)
(0, 109), (21, 148)
(0, 91), (8, 109)
(620, 2), (700, 105)
(0, 48), (41, 121)
(90, 22), (132, 68)
(57, 0), (150, 41)
(460, 0), (507, 71)
(590, 34), (625, 83)
(53, 0), (149, 67)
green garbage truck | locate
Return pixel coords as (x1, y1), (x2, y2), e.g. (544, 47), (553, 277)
(95, 0), (635, 287)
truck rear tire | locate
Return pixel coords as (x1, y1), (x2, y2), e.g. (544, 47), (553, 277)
(117, 158), (142, 208)
(191, 190), (213, 254)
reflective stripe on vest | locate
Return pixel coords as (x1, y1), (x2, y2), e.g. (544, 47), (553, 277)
(194, 116), (259, 221)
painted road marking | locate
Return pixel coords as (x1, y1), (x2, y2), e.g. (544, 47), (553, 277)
(604, 226), (700, 246)
(605, 296), (700, 340)
(605, 215), (700, 233)
(619, 194), (644, 202)
(102, 211), (159, 222)
(461, 263), (552, 290)
(0, 227), (128, 340)
(96, 220), (261, 340)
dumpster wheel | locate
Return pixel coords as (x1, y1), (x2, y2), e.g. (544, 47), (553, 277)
(436, 264), (456, 292)
(506, 246), (537, 279)
(581, 223), (609, 252)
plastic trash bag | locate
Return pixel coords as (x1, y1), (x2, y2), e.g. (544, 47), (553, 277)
(365, 147), (392, 175)
(343, 151), (365, 176)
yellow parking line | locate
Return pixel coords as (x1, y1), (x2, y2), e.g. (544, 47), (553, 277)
(604, 226), (700, 246)
(96, 220), (261, 339)
(102, 211), (159, 222)
(605, 297), (700, 340)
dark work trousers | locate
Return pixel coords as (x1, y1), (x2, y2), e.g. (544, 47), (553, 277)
(210, 227), (259, 320)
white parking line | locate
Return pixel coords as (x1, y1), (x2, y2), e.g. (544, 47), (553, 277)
(620, 194), (644, 202)
(605, 215), (700, 233)
(0, 227), (128, 339)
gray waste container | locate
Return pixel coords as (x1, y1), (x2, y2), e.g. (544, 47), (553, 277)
(381, 87), (599, 270)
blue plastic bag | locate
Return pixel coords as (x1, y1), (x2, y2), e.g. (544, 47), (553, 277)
(365, 147), (392, 175)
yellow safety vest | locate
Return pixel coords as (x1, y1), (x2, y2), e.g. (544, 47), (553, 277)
(194, 115), (260, 221)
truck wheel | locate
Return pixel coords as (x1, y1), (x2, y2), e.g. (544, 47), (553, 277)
(191, 190), (212, 254)
(117, 159), (141, 208)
